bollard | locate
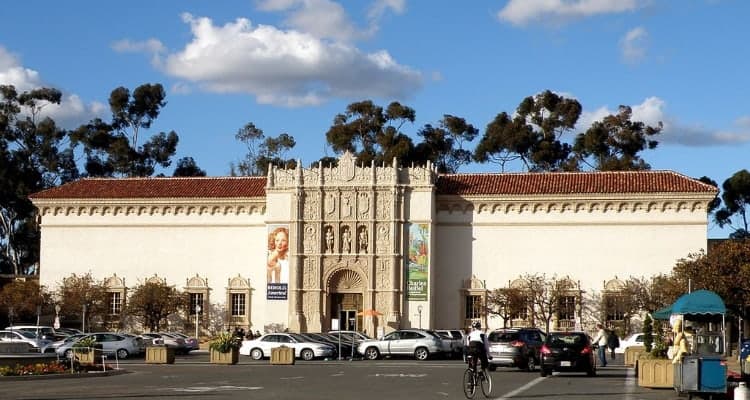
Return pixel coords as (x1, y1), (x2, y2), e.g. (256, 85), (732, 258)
(736, 382), (749, 400)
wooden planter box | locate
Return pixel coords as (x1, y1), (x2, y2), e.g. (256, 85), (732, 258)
(74, 347), (103, 365)
(624, 346), (646, 367)
(145, 346), (175, 364)
(210, 348), (239, 365)
(271, 346), (295, 365)
(637, 358), (674, 388)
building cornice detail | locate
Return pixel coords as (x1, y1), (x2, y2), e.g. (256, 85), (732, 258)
(34, 197), (266, 217)
(436, 193), (715, 215)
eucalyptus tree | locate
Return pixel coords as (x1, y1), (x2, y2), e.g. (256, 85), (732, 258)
(231, 122), (297, 176)
(715, 170), (750, 239)
(70, 83), (179, 177)
(414, 115), (478, 173)
(571, 105), (662, 171)
(0, 85), (78, 275)
(325, 100), (416, 166)
(474, 90), (582, 172)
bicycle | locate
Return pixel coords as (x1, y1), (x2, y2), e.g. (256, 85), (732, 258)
(463, 354), (492, 398)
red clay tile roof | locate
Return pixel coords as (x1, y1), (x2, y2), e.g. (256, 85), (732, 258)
(435, 171), (717, 196)
(29, 171), (715, 200)
(30, 177), (267, 199)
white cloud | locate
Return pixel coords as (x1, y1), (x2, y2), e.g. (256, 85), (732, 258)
(498, 0), (641, 26)
(620, 27), (648, 64)
(111, 38), (166, 67)
(160, 14), (422, 107)
(579, 97), (750, 146)
(0, 46), (104, 128)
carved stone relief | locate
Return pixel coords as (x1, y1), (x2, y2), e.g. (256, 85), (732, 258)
(376, 194), (391, 220)
(324, 225), (334, 253)
(340, 225), (352, 254)
(304, 258), (318, 289)
(358, 226), (368, 254)
(358, 192), (370, 218)
(303, 225), (316, 253)
(376, 292), (390, 312)
(304, 192), (319, 219)
(325, 193), (336, 218)
(341, 192), (353, 219)
(376, 259), (390, 289)
(376, 224), (390, 254)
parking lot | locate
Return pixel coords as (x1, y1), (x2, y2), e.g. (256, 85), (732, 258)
(1, 352), (696, 400)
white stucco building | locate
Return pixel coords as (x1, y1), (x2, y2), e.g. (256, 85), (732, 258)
(30, 153), (717, 335)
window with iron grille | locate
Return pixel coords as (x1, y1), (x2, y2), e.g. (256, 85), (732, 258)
(189, 293), (204, 315)
(108, 292), (122, 315)
(465, 295), (482, 319)
(557, 295), (576, 321)
(605, 294), (626, 321)
(231, 293), (245, 316)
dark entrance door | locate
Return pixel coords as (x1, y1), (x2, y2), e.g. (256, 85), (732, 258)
(330, 293), (362, 331)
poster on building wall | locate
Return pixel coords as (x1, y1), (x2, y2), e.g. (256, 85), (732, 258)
(267, 224), (289, 300)
(407, 223), (429, 300)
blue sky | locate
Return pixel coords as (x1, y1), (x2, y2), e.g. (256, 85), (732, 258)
(1, 0), (748, 238)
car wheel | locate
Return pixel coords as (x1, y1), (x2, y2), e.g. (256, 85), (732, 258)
(250, 348), (263, 360)
(526, 356), (536, 372)
(587, 366), (596, 377)
(301, 349), (315, 361)
(488, 365), (497, 372)
(540, 367), (550, 377)
(414, 347), (429, 361)
(364, 347), (380, 360)
(117, 349), (129, 359)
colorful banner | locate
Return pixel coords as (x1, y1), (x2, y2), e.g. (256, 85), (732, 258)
(407, 223), (429, 300)
(267, 225), (289, 300)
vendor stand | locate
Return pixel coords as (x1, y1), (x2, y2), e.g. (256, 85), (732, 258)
(655, 290), (727, 400)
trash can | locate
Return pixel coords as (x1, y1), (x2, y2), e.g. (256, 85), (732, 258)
(741, 339), (750, 375)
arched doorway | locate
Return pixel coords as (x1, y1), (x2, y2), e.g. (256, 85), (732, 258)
(327, 269), (364, 331)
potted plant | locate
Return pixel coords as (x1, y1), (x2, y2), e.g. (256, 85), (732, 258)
(637, 317), (673, 388)
(72, 336), (103, 365)
(208, 332), (240, 365)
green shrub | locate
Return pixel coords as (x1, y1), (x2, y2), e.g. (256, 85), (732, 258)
(208, 332), (241, 353)
(643, 314), (653, 352)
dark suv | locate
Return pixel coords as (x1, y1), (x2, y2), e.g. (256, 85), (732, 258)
(487, 328), (545, 371)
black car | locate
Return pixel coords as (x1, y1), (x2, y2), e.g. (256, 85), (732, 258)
(487, 328), (545, 371)
(539, 331), (596, 377)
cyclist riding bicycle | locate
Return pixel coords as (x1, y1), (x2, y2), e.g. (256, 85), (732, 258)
(466, 321), (492, 371)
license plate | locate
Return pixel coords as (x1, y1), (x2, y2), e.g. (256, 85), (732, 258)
(560, 361), (571, 367)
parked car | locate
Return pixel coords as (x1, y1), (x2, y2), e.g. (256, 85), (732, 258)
(357, 329), (445, 361)
(50, 333), (87, 349)
(5, 325), (57, 341)
(615, 332), (644, 354)
(239, 333), (336, 361)
(140, 333), (188, 354)
(539, 331), (596, 377)
(327, 330), (371, 342)
(487, 328), (545, 371)
(55, 332), (142, 359)
(300, 332), (356, 358)
(0, 329), (53, 352)
(435, 329), (466, 358)
(166, 332), (199, 352)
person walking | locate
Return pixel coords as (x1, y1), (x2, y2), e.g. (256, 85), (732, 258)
(607, 329), (620, 360)
(593, 324), (609, 367)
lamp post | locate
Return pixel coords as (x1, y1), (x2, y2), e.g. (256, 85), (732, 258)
(82, 304), (87, 333)
(36, 305), (41, 338)
(54, 305), (61, 329)
(417, 305), (423, 329)
(195, 304), (201, 340)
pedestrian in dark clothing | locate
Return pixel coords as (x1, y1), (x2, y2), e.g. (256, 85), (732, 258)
(607, 329), (620, 360)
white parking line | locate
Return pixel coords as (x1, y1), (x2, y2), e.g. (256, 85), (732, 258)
(493, 376), (546, 399)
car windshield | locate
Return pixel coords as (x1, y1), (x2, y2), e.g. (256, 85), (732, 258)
(425, 330), (441, 339)
(15, 330), (36, 339)
(289, 333), (309, 342)
(488, 331), (518, 342)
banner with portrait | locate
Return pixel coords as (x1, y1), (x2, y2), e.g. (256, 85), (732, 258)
(267, 224), (289, 300)
(407, 223), (429, 300)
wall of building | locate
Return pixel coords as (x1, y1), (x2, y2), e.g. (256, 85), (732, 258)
(433, 194), (711, 330)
